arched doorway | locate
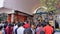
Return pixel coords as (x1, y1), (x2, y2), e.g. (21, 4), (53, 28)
(33, 6), (48, 25)
(33, 6), (55, 28)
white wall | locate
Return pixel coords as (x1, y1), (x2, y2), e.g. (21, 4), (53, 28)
(0, 0), (4, 8)
(0, 8), (14, 14)
(4, 0), (40, 15)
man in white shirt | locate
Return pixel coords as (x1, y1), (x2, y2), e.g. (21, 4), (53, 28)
(17, 23), (25, 34)
(13, 24), (18, 34)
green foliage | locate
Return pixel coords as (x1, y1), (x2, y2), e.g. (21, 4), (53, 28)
(40, 0), (59, 11)
(0, 13), (7, 22)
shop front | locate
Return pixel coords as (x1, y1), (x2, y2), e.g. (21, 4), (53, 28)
(7, 10), (33, 23)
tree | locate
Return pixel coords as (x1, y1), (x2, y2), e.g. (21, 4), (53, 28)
(40, 0), (60, 11)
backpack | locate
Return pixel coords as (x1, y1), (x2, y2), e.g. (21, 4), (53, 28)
(40, 31), (45, 34)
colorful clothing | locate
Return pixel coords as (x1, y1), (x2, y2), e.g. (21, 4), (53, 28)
(44, 25), (53, 34)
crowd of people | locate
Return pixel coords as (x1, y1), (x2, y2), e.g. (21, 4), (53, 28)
(0, 20), (55, 34)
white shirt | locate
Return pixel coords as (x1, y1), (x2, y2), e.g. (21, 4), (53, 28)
(31, 28), (35, 34)
(13, 25), (18, 33)
(17, 26), (25, 34)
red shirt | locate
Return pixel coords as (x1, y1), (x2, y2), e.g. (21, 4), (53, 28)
(44, 25), (53, 34)
(6, 26), (13, 34)
(24, 23), (30, 29)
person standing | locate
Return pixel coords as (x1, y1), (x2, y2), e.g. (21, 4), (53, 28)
(55, 20), (59, 28)
(17, 23), (25, 34)
(36, 24), (44, 34)
(0, 26), (2, 34)
(24, 24), (36, 34)
(44, 23), (53, 34)
(5, 24), (14, 34)
(13, 23), (18, 34)
(24, 21), (30, 29)
(2, 24), (7, 34)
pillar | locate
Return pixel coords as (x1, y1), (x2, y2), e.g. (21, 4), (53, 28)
(7, 14), (11, 23)
(11, 14), (14, 22)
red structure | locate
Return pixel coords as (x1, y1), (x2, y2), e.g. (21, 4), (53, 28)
(7, 11), (32, 23)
